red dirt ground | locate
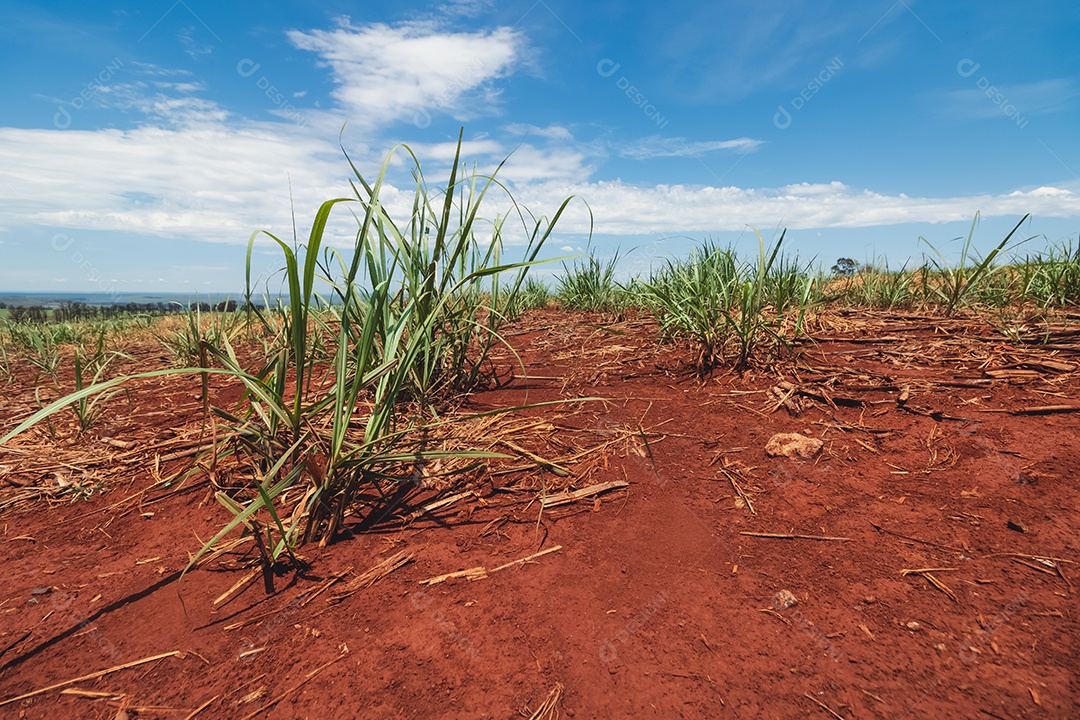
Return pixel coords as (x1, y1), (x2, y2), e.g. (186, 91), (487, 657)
(1, 309), (1078, 719)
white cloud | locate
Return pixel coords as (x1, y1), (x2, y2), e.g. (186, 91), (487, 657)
(516, 180), (1080, 235)
(1, 113), (1076, 248)
(496, 144), (593, 184)
(287, 19), (524, 129)
(382, 137), (592, 184)
(505, 123), (574, 141)
(392, 139), (504, 164)
(620, 136), (764, 160)
(0, 123), (348, 244)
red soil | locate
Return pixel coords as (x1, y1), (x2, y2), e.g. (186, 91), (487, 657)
(1, 310), (1078, 719)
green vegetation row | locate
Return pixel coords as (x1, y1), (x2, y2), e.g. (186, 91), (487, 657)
(0, 299), (249, 324)
(556, 214), (1078, 317)
(549, 213), (1077, 371)
(7, 215), (1076, 380)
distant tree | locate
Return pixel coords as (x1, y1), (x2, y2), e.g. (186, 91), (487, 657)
(831, 257), (858, 277)
(55, 300), (93, 322)
(11, 305), (48, 324)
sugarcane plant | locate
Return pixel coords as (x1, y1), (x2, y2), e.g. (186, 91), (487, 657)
(188, 130), (584, 569)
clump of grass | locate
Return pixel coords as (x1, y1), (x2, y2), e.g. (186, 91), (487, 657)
(920, 213), (1031, 316)
(969, 265), (1014, 308)
(556, 250), (629, 316)
(643, 240), (738, 370)
(726, 230), (811, 368)
(838, 260), (917, 309)
(519, 276), (554, 310)
(70, 329), (130, 435)
(0, 345), (10, 384)
(642, 230), (810, 372)
(501, 276), (552, 320)
(1014, 240), (1080, 308)
(156, 303), (242, 367)
(13, 327), (61, 384)
(763, 249), (816, 313)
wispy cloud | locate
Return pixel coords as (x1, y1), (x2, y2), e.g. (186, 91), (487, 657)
(94, 81), (229, 127)
(178, 26), (215, 59)
(620, 136), (764, 160)
(505, 123), (574, 141)
(656, 2), (886, 102)
(152, 81), (205, 93)
(128, 61), (195, 77)
(942, 78), (1080, 120)
(438, 0), (494, 18)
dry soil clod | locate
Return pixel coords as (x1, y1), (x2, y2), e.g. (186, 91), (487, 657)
(764, 432), (824, 459)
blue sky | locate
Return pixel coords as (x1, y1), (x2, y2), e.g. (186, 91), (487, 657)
(1, 0), (1078, 292)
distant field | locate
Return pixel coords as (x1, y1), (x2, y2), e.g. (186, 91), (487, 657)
(0, 291), (245, 309)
